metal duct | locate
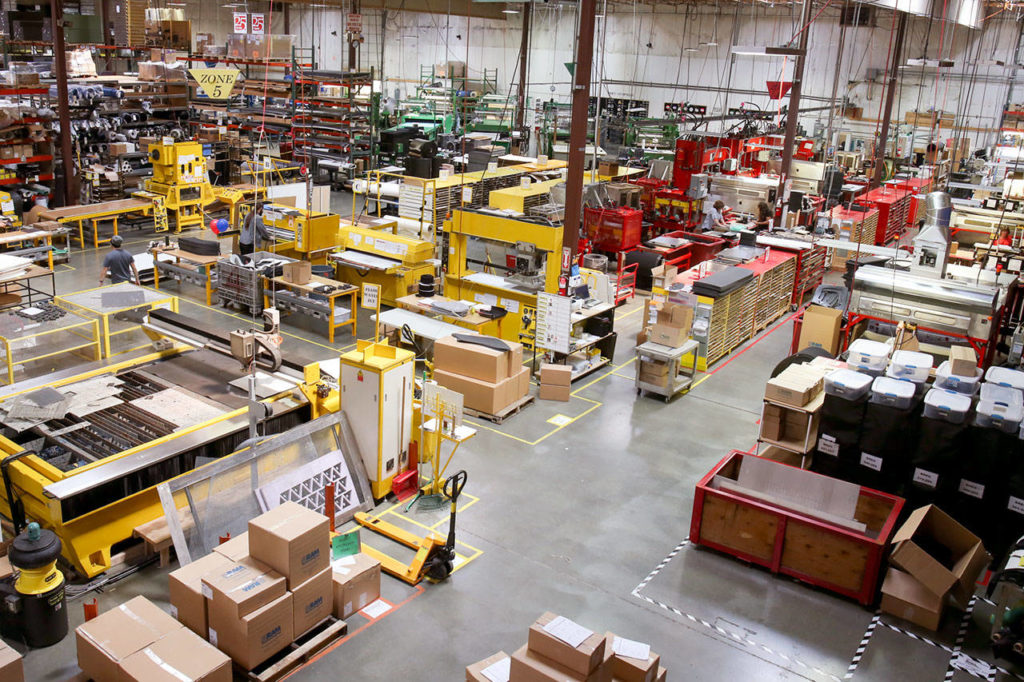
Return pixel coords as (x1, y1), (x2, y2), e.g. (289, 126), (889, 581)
(924, 191), (952, 233)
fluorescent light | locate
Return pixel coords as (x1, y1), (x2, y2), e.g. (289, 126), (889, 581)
(904, 58), (956, 68)
(502, 8), (519, 13)
(731, 45), (806, 57)
(704, 41), (718, 46)
(684, 47), (700, 52)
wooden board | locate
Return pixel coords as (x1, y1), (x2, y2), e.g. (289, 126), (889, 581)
(463, 394), (534, 425)
(698, 494), (778, 563)
(244, 617), (348, 682)
(780, 519), (870, 592)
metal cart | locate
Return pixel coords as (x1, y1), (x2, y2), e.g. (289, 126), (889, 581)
(635, 339), (699, 401)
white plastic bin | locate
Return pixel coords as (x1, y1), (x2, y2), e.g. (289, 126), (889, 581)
(848, 339), (890, 370)
(923, 388), (972, 424)
(980, 383), (1024, 407)
(849, 362), (885, 377)
(886, 350), (934, 383)
(934, 361), (982, 394)
(975, 399), (1024, 432)
(985, 366), (1024, 392)
(824, 369), (873, 400)
(870, 376), (916, 409)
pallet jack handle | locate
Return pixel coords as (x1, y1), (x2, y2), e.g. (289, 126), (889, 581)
(443, 470), (467, 551)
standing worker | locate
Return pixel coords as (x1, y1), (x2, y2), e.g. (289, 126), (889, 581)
(239, 203), (270, 256)
(98, 235), (140, 285)
(700, 200), (729, 232)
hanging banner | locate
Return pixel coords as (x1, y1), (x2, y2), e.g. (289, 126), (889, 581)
(251, 13), (265, 34)
(233, 12), (248, 34)
(189, 68), (241, 99)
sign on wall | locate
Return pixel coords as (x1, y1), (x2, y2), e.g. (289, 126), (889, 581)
(232, 12), (247, 33)
(251, 13), (265, 34)
(346, 13), (362, 34)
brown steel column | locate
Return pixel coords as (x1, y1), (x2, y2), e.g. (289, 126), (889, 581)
(514, 2), (531, 137)
(50, 0), (76, 205)
(871, 10), (908, 189)
(283, 2), (290, 34)
(779, 0), (813, 186)
(562, 0), (598, 256)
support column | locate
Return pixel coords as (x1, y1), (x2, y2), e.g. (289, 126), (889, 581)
(871, 10), (908, 189)
(779, 0), (813, 186)
(349, 0), (361, 70)
(50, 0), (76, 205)
(562, 0), (597, 257)
(514, 2), (531, 150)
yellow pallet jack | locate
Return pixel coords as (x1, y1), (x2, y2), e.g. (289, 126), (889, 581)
(354, 470), (467, 585)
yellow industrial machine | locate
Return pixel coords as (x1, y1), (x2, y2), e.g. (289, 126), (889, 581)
(488, 178), (562, 213)
(0, 297), (311, 578)
(339, 340), (415, 500)
(262, 204), (341, 264)
(0, 192), (21, 227)
(141, 141), (215, 232)
(444, 208), (564, 347)
(331, 219), (435, 306)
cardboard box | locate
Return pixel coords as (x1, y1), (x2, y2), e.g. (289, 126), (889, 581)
(201, 557), (287, 620)
(655, 666), (666, 682)
(598, 161), (619, 177)
(657, 302), (692, 330)
(433, 336), (511, 382)
(291, 568), (333, 638)
(117, 626), (231, 682)
(168, 551), (234, 638)
(0, 639), (23, 682)
(880, 567), (945, 631)
(76, 597), (183, 682)
(209, 593), (293, 671)
(467, 651), (510, 682)
(511, 644), (609, 682)
(434, 368), (515, 414)
(539, 383), (571, 402)
(798, 305), (843, 355)
(764, 365), (823, 407)
(889, 505), (991, 607)
(650, 263), (678, 289)
(512, 366), (530, 400)
(527, 612), (606, 676)
(212, 532), (249, 562)
(606, 633), (659, 682)
(761, 404), (783, 441)
(248, 501), (330, 589)
(331, 553), (381, 619)
(648, 323), (688, 348)
(540, 363), (572, 387)
(948, 345), (976, 376)
(283, 261), (311, 285)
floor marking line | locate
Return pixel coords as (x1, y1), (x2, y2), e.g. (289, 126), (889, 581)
(844, 611), (881, 679)
(632, 538), (841, 682)
(943, 595), (978, 682)
(877, 621), (954, 653)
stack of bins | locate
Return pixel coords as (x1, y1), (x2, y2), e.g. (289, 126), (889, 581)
(955, 384), (1024, 548)
(813, 369), (872, 480)
(906, 388), (973, 509)
(856, 376), (919, 494)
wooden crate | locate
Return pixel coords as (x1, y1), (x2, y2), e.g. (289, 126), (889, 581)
(690, 451), (904, 605)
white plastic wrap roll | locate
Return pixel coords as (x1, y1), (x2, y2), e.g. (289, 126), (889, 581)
(352, 179), (402, 197)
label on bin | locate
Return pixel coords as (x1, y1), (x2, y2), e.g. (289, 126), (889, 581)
(1009, 496), (1024, 515)
(959, 479), (985, 499)
(860, 452), (883, 471)
(817, 435), (839, 457)
(913, 468), (939, 488)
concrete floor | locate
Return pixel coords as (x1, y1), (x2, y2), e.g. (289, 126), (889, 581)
(14, 206), (1024, 681)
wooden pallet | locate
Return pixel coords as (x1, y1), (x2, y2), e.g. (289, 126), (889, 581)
(464, 394), (535, 424)
(243, 617), (348, 682)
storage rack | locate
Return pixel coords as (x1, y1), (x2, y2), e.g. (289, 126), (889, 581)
(293, 66), (378, 179)
(829, 205), (879, 245)
(858, 186), (911, 245)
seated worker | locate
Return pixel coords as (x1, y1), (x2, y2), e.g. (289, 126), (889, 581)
(752, 201), (773, 232)
(700, 200), (729, 232)
(996, 228), (1014, 247)
(239, 203), (269, 256)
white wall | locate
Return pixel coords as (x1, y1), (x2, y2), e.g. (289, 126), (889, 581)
(190, 2), (1023, 148)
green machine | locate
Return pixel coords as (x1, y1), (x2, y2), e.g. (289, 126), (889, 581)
(623, 118), (680, 160)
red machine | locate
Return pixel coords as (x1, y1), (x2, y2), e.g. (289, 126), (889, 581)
(634, 177), (669, 216)
(651, 188), (702, 235)
(583, 206), (643, 254)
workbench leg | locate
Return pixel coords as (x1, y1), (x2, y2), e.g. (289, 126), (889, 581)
(112, 217), (119, 240)
(350, 291), (357, 339)
(92, 220), (99, 249)
(152, 263), (160, 291)
(46, 237), (53, 271)
(329, 298), (335, 343)
(77, 220), (84, 248)
(205, 269), (212, 306)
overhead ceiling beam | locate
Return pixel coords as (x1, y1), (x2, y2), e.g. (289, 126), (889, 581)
(279, 0), (512, 21)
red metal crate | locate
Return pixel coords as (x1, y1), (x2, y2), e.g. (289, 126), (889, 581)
(583, 206), (643, 253)
(690, 451), (904, 605)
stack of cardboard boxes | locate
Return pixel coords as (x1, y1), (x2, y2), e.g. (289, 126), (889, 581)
(880, 505), (990, 631)
(0, 639), (22, 682)
(539, 363), (572, 402)
(796, 305), (843, 355)
(647, 301), (692, 349)
(761, 362), (830, 463)
(466, 612), (666, 682)
(76, 596), (231, 681)
(168, 502), (332, 671)
(433, 335), (530, 415)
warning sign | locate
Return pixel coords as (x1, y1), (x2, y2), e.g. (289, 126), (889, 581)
(188, 68), (241, 99)
(232, 12), (247, 33)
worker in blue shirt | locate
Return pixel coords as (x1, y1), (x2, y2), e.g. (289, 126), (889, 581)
(99, 235), (140, 285)
(239, 203), (270, 255)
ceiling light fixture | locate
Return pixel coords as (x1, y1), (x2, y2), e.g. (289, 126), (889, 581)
(684, 47), (700, 52)
(502, 8), (519, 13)
(731, 45), (806, 57)
(905, 57), (956, 68)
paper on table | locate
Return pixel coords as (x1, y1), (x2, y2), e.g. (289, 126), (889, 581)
(612, 636), (651, 661)
(480, 656), (511, 682)
(542, 616), (593, 648)
(360, 599), (392, 619)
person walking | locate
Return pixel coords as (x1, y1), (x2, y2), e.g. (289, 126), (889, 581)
(99, 235), (140, 285)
